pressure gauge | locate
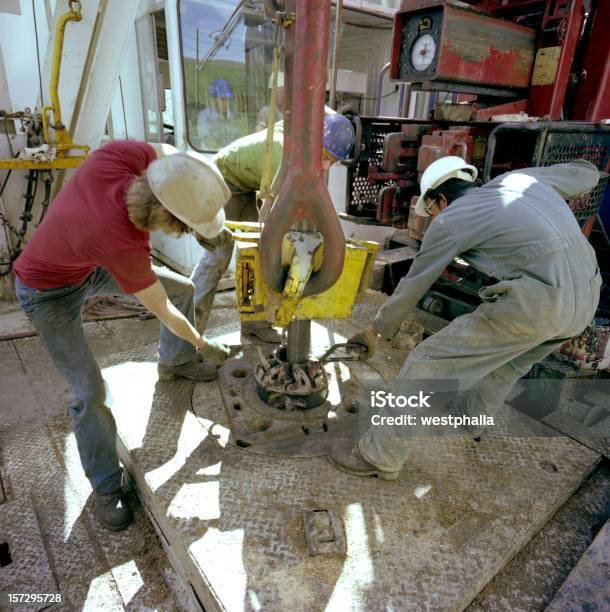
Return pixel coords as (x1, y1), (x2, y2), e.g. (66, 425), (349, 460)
(410, 33), (436, 71)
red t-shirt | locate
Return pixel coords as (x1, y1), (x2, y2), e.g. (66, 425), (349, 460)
(14, 140), (159, 294)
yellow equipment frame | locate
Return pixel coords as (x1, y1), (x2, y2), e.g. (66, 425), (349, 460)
(233, 229), (378, 327)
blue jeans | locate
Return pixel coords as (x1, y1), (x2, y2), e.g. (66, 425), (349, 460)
(15, 265), (197, 494)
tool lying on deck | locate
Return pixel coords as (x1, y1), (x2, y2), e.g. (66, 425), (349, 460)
(317, 342), (367, 363)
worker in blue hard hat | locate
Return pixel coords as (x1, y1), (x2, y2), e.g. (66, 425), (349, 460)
(322, 111), (357, 164)
(197, 79), (242, 150)
(192, 109), (356, 343)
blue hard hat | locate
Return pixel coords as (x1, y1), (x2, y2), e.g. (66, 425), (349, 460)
(209, 79), (234, 98)
(323, 113), (355, 161)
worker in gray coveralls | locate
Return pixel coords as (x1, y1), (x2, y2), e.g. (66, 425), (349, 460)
(329, 155), (602, 480)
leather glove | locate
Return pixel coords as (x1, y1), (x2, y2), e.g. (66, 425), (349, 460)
(391, 320), (424, 350)
(199, 338), (231, 364)
(348, 325), (380, 362)
(196, 227), (234, 252)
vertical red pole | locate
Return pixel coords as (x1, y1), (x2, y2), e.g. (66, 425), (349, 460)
(571, 0), (610, 120)
(289, 0), (329, 176)
(528, 0), (585, 119)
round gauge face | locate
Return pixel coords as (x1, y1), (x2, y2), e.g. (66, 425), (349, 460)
(410, 33), (436, 71)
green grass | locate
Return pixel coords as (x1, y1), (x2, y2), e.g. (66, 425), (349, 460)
(183, 57), (271, 142)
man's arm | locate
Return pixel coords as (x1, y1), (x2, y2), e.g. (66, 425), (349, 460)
(513, 160), (600, 199)
(134, 280), (205, 350)
(373, 221), (459, 340)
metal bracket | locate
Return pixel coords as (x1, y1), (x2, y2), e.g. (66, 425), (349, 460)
(317, 342), (365, 363)
(303, 509), (346, 556)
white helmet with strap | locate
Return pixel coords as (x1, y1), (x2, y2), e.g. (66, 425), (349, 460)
(415, 155), (478, 217)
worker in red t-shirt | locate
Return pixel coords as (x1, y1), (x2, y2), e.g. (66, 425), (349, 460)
(14, 140), (233, 532)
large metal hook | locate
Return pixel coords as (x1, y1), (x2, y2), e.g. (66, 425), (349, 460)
(259, 0), (345, 298)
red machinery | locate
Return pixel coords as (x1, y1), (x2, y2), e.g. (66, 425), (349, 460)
(342, 0), (610, 319)
(391, 0), (609, 121)
(391, 0), (536, 95)
(344, 0), (610, 229)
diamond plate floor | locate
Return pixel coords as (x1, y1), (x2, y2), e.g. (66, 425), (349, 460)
(1, 292), (603, 611)
(96, 293), (600, 611)
(546, 519), (610, 611)
(0, 316), (183, 611)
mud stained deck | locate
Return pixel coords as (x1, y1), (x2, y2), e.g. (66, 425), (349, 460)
(97, 293), (600, 612)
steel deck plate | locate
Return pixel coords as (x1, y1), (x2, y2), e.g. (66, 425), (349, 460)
(100, 294), (600, 611)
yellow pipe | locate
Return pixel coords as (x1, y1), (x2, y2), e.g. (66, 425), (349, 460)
(49, 1), (82, 136)
(41, 0), (88, 158)
(0, 157), (87, 171)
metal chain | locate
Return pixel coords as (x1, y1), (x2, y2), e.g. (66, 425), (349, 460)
(0, 110), (49, 263)
(0, 209), (22, 240)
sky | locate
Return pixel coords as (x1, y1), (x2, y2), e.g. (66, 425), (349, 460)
(179, 0), (247, 64)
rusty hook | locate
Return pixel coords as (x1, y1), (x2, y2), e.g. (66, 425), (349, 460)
(259, 0), (345, 298)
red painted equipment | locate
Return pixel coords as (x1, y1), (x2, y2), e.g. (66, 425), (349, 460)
(417, 127), (475, 180)
(527, 0), (585, 119)
(259, 0), (345, 297)
(390, 0), (609, 121)
(570, 0), (610, 122)
(391, 0), (536, 95)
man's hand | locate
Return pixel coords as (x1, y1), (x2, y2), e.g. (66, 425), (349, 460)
(391, 320), (424, 350)
(348, 325), (380, 362)
(196, 227), (234, 252)
(199, 338), (231, 364)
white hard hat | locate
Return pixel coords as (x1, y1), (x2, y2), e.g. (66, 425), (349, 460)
(147, 151), (231, 238)
(414, 155), (478, 217)
(268, 71), (284, 88)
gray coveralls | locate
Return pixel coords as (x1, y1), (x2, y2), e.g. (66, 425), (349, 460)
(360, 161), (602, 472)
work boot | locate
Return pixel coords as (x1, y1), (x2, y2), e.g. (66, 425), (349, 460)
(328, 444), (400, 480)
(158, 357), (218, 382)
(241, 321), (282, 343)
(94, 489), (132, 531)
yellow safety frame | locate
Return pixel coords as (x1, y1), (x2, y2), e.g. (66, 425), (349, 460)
(234, 231), (378, 327)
